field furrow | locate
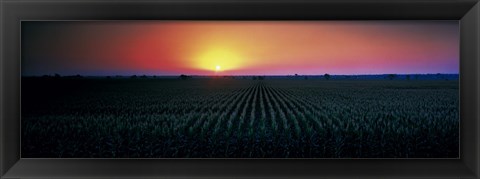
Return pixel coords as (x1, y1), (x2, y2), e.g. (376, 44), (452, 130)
(21, 78), (459, 158)
(263, 85), (293, 145)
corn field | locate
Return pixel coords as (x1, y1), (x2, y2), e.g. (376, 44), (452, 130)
(21, 78), (459, 158)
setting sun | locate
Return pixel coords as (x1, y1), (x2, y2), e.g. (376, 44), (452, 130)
(21, 21), (459, 76)
(194, 47), (244, 73)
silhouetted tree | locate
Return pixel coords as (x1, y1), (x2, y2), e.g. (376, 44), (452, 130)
(54, 73), (61, 78)
(140, 75), (147, 78)
(252, 76), (258, 80)
(436, 73), (445, 80)
(387, 74), (397, 80)
(131, 75), (138, 79)
(324, 73), (331, 80)
(180, 74), (191, 80)
(406, 75), (410, 80)
(304, 76), (308, 80)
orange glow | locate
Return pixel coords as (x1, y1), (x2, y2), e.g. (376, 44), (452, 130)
(193, 46), (244, 72)
(21, 21), (459, 76)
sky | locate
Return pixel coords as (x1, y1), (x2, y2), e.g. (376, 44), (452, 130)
(21, 21), (459, 76)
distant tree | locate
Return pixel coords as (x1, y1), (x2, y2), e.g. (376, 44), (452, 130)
(131, 75), (138, 79)
(436, 73), (445, 80)
(414, 74), (420, 80)
(406, 75), (410, 80)
(258, 76), (264, 80)
(324, 73), (331, 80)
(387, 74), (397, 80)
(54, 73), (61, 78)
(180, 74), (191, 80)
(295, 74), (298, 77)
(304, 76), (308, 80)
(106, 76), (111, 79)
(153, 75), (157, 78)
(75, 74), (83, 78)
(252, 76), (258, 80)
(140, 75), (147, 78)
(435, 73), (442, 79)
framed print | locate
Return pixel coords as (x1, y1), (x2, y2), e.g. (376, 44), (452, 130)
(1, 0), (479, 178)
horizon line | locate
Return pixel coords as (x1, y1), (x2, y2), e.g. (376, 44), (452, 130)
(22, 73), (460, 77)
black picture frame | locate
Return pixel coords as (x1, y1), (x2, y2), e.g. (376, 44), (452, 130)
(1, 0), (479, 178)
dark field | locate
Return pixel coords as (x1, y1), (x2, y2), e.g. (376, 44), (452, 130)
(21, 77), (459, 158)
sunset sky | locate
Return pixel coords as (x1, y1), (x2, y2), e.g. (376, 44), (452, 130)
(21, 21), (459, 76)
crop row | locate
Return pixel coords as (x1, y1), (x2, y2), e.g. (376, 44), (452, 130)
(21, 79), (459, 158)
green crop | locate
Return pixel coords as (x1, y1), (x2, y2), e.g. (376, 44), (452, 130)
(21, 78), (459, 158)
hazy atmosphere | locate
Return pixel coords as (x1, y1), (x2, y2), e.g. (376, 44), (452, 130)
(22, 21), (459, 76)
